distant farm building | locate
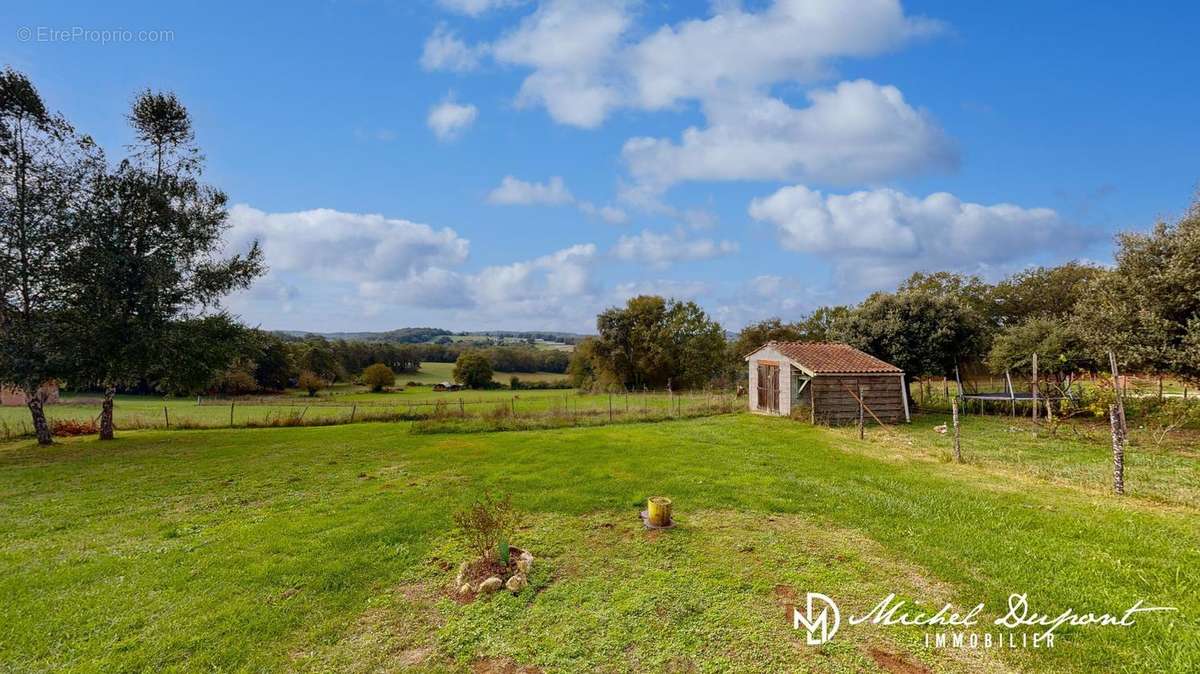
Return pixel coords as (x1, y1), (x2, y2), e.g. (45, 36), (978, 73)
(745, 342), (909, 424)
(1, 381), (60, 407)
(433, 381), (462, 392)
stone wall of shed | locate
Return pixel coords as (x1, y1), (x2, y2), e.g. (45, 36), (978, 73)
(747, 346), (792, 416)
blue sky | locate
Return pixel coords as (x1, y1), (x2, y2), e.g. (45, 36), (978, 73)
(4, 1), (1198, 333)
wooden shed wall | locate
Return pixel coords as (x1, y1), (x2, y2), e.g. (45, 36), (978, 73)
(811, 374), (905, 424)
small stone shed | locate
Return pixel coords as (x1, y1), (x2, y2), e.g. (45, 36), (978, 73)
(1, 381), (60, 407)
(745, 342), (909, 424)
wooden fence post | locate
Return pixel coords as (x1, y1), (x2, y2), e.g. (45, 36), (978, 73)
(1032, 353), (1039, 422)
(951, 397), (962, 463)
(1108, 351), (1128, 435)
(230, 402), (235, 427)
(608, 393), (613, 422)
(350, 404), (356, 422)
(857, 383), (864, 439)
(164, 405), (170, 429)
(1109, 404), (1125, 495)
(511, 397), (516, 417)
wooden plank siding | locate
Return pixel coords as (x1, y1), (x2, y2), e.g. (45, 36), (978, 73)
(810, 375), (906, 424)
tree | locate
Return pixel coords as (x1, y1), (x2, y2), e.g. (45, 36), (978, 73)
(362, 363), (395, 392)
(297, 370), (325, 397)
(0, 69), (97, 444)
(252, 334), (294, 391)
(990, 262), (1102, 326)
(1076, 196), (1200, 380)
(66, 90), (262, 439)
(299, 340), (340, 381)
(592, 295), (726, 389)
(987, 317), (1096, 382)
(836, 290), (987, 380)
(152, 314), (251, 396)
(453, 351), (493, 389)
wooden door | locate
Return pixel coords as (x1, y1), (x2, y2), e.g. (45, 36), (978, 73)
(756, 363), (780, 412)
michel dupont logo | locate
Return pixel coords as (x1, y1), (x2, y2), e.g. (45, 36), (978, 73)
(792, 592), (1175, 650)
(793, 593), (841, 645)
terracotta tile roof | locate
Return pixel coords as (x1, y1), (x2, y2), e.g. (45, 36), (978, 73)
(756, 341), (903, 374)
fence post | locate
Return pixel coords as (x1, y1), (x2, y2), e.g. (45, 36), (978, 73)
(1032, 353), (1039, 423)
(1109, 404), (1125, 495)
(459, 398), (464, 415)
(511, 396), (516, 417)
(1108, 351), (1128, 435)
(350, 404), (356, 422)
(945, 395), (964, 458)
(164, 405), (170, 429)
(608, 393), (613, 422)
(230, 402), (235, 427)
(857, 384), (864, 440)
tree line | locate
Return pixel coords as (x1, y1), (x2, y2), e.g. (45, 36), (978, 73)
(573, 194), (1199, 392)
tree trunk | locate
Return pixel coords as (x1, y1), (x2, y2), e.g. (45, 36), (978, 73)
(26, 393), (52, 446)
(99, 386), (116, 440)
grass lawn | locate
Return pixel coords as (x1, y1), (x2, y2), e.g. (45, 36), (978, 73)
(1, 415), (1196, 672)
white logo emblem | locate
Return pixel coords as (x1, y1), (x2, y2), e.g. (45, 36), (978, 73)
(793, 592), (841, 645)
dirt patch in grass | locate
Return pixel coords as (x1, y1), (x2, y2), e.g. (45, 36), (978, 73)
(471, 657), (543, 673)
(868, 646), (932, 674)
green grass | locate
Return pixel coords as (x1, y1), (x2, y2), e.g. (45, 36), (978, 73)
(398, 361), (568, 385)
(1, 382), (689, 440)
(1, 414), (1196, 672)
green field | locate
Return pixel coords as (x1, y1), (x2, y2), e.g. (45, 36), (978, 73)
(1, 413), (1196, 672)
(401, 361), (569, 385)
(0, 387), (716, 439)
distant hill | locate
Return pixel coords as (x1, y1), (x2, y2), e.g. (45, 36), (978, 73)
(271, 327), (590, 345)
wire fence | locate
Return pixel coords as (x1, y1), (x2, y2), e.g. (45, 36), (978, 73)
(1, 389), (742, 441)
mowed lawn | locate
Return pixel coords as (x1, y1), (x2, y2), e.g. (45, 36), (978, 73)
(1, 415), (1197, 672)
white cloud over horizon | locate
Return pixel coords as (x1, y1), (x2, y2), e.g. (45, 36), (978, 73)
(749, 185), (1092, 288)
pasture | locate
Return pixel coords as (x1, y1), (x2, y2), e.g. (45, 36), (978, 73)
(0, 386), (720, 440)
(1, 413), (1196, 672)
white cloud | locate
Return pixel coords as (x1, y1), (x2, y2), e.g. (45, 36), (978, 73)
(487, 175), (574, 205)
(577, 201), (628, 224)
(349, 243), (600, 322)
(427, 95), (479, 141)
(612, 229), (738, 268)
(612, 279), (710, 302)
(429, 1), (952, 197)
(436, 0), (525, 16)
(225, 204), (469, 282)
(749, 185), (1088, 288)
(490, 0), (631, 128)
(626, 0), (941, 109)
(622, 81), (956, 192)
(473, 243), (597, 305)
(421, 25), (487, 72)
(487, 175), (627, 223)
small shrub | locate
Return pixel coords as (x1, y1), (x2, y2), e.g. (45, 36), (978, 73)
(297, 370), (326, 397)
(51, 418), (100, 437)
(215, 369), (259, 396)
(452, 493), (517, 562)
(362, 363), (396, 392)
